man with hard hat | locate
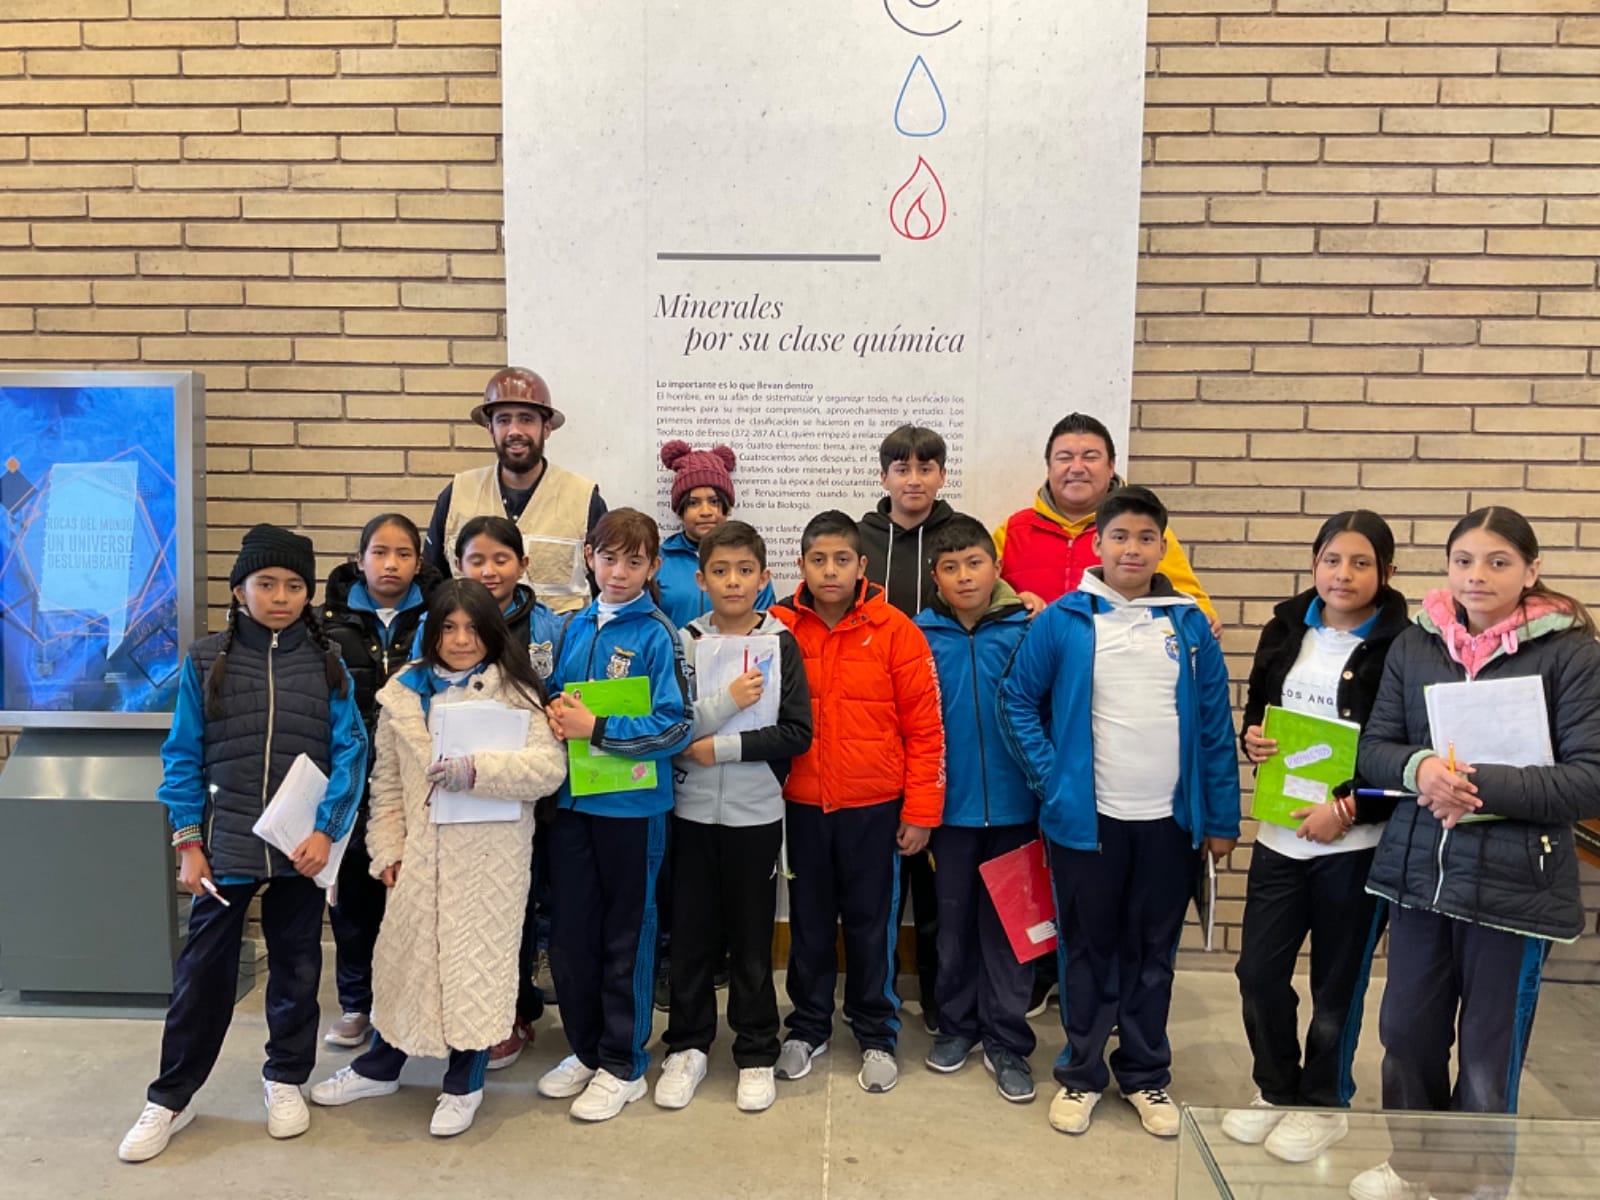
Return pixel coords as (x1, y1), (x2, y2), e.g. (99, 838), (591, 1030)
(423, 367), (606, 614)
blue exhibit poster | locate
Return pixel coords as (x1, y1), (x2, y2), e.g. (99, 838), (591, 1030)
(0, 386), (181, 718)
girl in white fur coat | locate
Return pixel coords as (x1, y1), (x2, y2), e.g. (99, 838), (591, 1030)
(310, 579), (567, 1137)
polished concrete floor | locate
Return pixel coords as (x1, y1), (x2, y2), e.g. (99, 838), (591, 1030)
(1, 968), (1596, 1200)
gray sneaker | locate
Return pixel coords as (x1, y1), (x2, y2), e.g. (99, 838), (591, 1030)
(858, 1049), (898, 1093)
(925, 1034), (978, 1073)
(984, 1049), (1036, 1103)
(774, 1038), (828, 1081)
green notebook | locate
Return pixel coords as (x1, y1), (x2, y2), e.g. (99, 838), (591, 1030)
(1252, 705), (1361, 830)
(565, 677), (658, 797)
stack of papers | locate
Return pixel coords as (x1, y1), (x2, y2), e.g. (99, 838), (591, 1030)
(252, 754), (349, 889)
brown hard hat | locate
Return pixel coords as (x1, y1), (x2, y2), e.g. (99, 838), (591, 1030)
(469, 367), (564, 431)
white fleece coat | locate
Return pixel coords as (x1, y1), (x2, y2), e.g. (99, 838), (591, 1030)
(365, 665), (567, 1056)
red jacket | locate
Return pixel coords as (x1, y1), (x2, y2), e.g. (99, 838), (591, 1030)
(771, 580), (946, 826)
(996, 487), (1217, 618)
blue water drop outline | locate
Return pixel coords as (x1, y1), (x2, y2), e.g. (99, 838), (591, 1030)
(894, 55), (947, 138)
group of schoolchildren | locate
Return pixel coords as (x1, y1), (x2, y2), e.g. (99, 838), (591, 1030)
(120, 420), (1600, 1200)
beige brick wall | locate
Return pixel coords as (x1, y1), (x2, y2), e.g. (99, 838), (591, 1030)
(1, 0), (1597, 976)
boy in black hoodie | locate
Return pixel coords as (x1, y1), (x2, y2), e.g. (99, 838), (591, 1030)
(858, 424), (979, 1034)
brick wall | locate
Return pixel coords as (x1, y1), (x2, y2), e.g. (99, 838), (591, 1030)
(1, 0), (1597, 976)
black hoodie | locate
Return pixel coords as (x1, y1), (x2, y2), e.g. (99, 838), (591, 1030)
(322, 559), (444, 736)
(859, 497), (971, 616)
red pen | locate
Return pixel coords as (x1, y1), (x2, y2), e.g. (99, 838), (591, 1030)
(743, 648), (749, 672)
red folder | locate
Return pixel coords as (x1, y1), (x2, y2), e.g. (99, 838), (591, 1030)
(978, 838), (1058, 964)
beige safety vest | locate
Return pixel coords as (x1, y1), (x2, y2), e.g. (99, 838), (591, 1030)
(443, 461), (595, 613)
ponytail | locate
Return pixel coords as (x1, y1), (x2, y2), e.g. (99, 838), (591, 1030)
(1526, 580), (1598, 639)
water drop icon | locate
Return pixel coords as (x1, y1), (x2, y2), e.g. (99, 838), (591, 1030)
(894, 55), (947, 138)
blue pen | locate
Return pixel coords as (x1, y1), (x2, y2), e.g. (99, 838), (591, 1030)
(1354, 788), (1417, 800)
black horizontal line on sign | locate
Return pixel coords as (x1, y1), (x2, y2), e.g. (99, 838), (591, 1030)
(656, 252), (881, 263)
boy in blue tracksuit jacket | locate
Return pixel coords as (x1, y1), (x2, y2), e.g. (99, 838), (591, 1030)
(536, 509), (694, 1122)
(914, 517), (1040, 1104)
(999, 487), (1239, 1141)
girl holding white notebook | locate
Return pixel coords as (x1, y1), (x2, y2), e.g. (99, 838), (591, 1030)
(308, 579), (567, 1138)
(1351, 507), (1600, 1200)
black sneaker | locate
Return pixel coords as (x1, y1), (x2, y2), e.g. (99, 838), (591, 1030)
(924, 1034), (978, 1073)
(984, 1049), (1036, 1104)
(653, 963), (671, 1013)
(1026, 979), (1057, 1019)
(922, 1006), (940, 1036)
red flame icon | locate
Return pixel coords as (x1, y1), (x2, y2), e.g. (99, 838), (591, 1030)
(889, 156), (947, 241)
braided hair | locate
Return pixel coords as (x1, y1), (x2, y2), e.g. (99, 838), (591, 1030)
(202, 596), (242, 720)
(202, 597), (349, 721)
(302, 603), (351, 698)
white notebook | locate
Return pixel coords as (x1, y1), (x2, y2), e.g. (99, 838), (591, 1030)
(693, 634), (781, 735)
(428, 699), (531, 825)
(1425, 675), (1554, 769)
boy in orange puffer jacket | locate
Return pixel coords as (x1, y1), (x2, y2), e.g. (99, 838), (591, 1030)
(769, 510), (946, 1096)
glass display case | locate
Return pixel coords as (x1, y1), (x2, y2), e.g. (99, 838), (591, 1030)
(1178, 1105), (1600, 1199)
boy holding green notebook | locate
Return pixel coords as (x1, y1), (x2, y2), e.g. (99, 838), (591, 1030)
(539, 510), (693, 1122)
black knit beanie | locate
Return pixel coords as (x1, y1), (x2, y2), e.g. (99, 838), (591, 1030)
(229, 523), (318, 599)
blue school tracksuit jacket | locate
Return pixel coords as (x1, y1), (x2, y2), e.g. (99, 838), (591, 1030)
(914, 584), (1038, 828)
(655, 530), (776, 629)
(997, 575), (1241, 851)
(549, 591), (694, 817)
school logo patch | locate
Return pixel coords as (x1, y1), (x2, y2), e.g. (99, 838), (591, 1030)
(605, 647), (636, 679)
(1164, 633), (1180, 662)
(530, 639), (554, 680)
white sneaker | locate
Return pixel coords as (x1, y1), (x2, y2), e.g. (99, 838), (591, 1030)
(118, 1102), (195, 1163)
(322, 1011), (372, 1048)
(1125, 1087), (1180, 1138)
(570, 1068), (647, 1122)
(310, 1065), (400, 1107)
(1047, 1087), (1100, 1134)
(537, 1054), (597, 1099)
(1266, 1110), (1349, 1163)
(736, 1067), (777, 1113)
(654, 1049), (708, 1110)
(429, 1090), (483, 1137)
(263, 1079), (310, 1139)
(1348, 1161), (1437, 1200)
(1220, 1092), (1283, 1144)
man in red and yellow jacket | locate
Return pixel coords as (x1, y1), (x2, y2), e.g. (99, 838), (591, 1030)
(770, 510), (945, 1096)
(996, 413), (1219, 633)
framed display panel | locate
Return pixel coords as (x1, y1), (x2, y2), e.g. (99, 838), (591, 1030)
(0, 371), (205, 729)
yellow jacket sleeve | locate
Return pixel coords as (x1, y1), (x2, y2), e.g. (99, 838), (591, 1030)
(1160, 528), (1218, 623)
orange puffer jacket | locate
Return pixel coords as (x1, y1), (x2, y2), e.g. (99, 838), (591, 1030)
(771, 581), (946, 827)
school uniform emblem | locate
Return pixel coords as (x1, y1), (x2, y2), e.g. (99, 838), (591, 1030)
(1164, 633), (1180, 662)
(530, 639), (554, 680)
(606, 647), (636, 679)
